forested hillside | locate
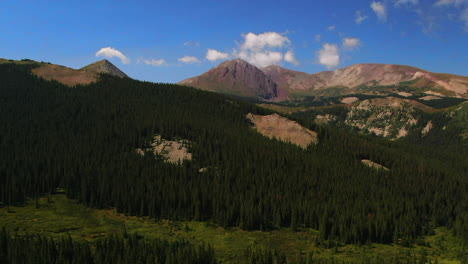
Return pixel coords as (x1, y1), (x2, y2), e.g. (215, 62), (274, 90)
(0, 63), (467, 262)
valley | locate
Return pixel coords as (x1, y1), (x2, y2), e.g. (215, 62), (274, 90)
(3, 1), (468, 263)
(0, 59), (467, 263)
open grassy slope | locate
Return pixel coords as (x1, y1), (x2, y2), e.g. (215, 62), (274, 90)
(1, 195), (465, 264)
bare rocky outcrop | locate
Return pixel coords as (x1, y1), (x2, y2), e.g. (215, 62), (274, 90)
(361, 159), (389, 171)
(246, 113), (318, 148)
(345, 97), (428, 139)
(315, 114), (336, 124)
(136, 135), (192, 164)
(422, 121), (433, 136)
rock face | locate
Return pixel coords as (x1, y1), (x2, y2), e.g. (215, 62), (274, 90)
(262, 65), (327, 93)
(80, 59), (128, 78)
(179, 59), (278, 99)
(246, 113), (318, 148)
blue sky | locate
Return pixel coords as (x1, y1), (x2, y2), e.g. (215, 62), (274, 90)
(1, 0), (467, 83)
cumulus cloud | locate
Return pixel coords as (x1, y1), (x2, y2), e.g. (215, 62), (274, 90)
(434, 0), (467, 6)
(355, 11), (368, 24)
(240, 32), (290, 51)
(371, 2), (387, 22)
(206, 49), (230, 61)
(178, 56), (201, 64)
(233, 32), (294, 67)
(395, 0), (418, 6)
(327, 25), (336, 31)
(284, 50), (299, 65)
(96, 47), (130, 64)
(144, 59), (167, 66)
(343, 38), (362, 50)
(317, 43), (340, 69)
(237, 50), (283, 67)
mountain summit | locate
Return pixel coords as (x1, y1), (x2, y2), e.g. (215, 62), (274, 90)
(80, 59), (128, 78)
(178, 59), (278, 99)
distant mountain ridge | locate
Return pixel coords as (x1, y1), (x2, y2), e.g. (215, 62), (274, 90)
(179, 59), (468, 100)
(0, 58), (129, 86)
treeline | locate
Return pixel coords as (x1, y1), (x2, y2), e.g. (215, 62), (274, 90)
(243, 246), (462, 264)
(0, 228), (216, 264)
(244, 248), (460, 264)
(0, 63), (467, 246)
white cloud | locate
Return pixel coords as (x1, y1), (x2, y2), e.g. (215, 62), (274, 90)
(184, 41), (200, 47)
(240, 32), (290, 51)
(237, 50), (283, 67)
(317, 43), (340, 69)
(284, 50), (299, 65)
(415, 9), (439, 34)
(178, 56), (201, 64)
(371, 2), (387, 22)
(463, 8), (468, 31)
(327, 25), (336, 31)
(343, 38), (362, 50)
(206, 49), (230, 61)
(144, 59), (167, 66)
(233, 32), (294, 67)
(315, 34), (322, 42)
(96, 47), (130, 64)
(394, 0), (418, 6)
(355, 11), (368, 24)
(433, 1), (468, 31)
(434, 0), (467, 6)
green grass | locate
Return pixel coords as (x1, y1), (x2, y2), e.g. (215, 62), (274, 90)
(0, 195), (465, 263)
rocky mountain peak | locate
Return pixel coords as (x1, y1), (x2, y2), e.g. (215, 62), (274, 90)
(80, 59), (128, 78)
(179, 59), (278, 100)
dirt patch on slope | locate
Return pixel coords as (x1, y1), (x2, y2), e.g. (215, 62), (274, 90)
(341, 97), (359, 104)
(32, 64), (96, 86)
(246, 113), (318, 148)
(419, 95), (441, 101)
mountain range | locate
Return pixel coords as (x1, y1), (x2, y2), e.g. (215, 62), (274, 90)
(179, 59), (468, 100)
(2, 57), (467, 141)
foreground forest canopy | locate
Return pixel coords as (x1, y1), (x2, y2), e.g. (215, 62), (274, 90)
(0, 62), (467, 262)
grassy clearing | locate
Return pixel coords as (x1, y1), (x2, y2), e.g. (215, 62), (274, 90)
(0, 195), (464, 263)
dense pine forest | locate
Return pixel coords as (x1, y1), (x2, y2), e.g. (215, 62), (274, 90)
(0, 228), (217, 264)
(0, 62), (467, 262)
